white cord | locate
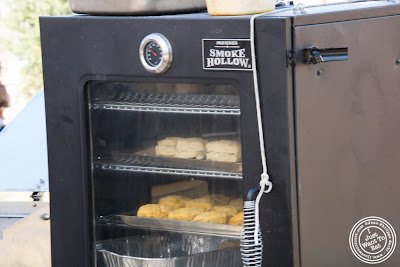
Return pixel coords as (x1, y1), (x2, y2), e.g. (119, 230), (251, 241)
(250, 6), (297, 245)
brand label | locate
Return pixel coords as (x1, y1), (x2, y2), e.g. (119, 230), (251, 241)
(349, 216), (397, 264)
(202, 39), (252, 71)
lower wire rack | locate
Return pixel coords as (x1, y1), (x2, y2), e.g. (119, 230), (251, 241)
(97, 215), (243, 238)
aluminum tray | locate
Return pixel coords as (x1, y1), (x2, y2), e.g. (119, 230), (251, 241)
(119, 215), (243, 238)
(97, 234), (241, 267)
(69, 0), (207, 15)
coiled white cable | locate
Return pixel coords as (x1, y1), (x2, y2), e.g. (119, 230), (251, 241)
(241, 201), (263, 266)
(249, 5), (297, 245)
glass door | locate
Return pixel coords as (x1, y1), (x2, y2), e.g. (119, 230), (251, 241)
(87, 81), (244, 266)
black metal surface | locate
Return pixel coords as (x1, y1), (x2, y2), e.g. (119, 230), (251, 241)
(253, 17), (298, 266)
(294, 15), (400, 266)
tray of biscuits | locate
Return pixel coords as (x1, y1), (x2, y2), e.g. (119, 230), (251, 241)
(119, 215), (243, 238)
(119, 194), (244, 238)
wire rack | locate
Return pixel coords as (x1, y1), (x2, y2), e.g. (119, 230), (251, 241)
(97, 215), (242, 238)
(95, 154), (243, 179)
(91, 93), (240, 115)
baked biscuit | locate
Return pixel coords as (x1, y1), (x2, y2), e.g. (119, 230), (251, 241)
(176, 138), (206, 150)
(228, 198), (243, 211)
(206, 140), (241, 154)
(158, 137), (182, 147)
(159, 195), (191, 210)
(155, 137), (182, 157)
(229, 212), (244, 225)
(137, 204), (173, 219)
(206, 140), (241, 162)
(185, 198), (212, 211)
(213, 206), (239, 218)
(206, 152), (241, 163)
(174, 150), (205, 159)
(168, 208), (205, 221)
(192, 211), (227, 224)
(155, 146), (176, 157)
(175, 138), (206, 159)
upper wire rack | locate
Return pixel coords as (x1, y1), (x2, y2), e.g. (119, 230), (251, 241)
(91, 93), (241, 115)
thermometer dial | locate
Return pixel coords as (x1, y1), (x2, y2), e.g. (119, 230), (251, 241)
(144, 42), (162, 67)
(140, 34), (172, 74)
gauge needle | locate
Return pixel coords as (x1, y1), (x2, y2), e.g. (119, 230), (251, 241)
(148, 48), (157, 57)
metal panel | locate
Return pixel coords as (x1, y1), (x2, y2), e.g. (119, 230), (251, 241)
(294, 15), (400, 266)
(255, 17), (299, 267)
(0, 91), (49, 191)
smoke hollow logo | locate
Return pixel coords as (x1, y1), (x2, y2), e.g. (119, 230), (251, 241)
(202, 39), (252, 71)
(349, 216), (396, 264)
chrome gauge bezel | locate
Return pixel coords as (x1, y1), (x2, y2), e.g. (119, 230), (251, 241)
(139, 33), (173, 74)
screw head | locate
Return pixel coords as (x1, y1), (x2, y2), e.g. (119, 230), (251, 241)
(40, 179), (45, 184)
(396, 59), (400, 65)
(40, 213), (50, 221)
(32, 203), (37, 207)
(317, 70), (323, 76)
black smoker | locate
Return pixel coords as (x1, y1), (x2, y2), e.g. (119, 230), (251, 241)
(40, 2), (400, 266)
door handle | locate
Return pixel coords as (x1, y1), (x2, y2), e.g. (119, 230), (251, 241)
(304, 47), (348, 64)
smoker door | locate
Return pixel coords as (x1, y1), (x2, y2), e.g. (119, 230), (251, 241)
(294, 16), (400, 266)
(87, 81), (244, 266)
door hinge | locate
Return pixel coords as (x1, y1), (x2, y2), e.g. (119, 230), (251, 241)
(286, 50), (296, 67)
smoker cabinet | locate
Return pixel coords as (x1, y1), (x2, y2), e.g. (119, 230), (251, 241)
(41, 2), (400, 266)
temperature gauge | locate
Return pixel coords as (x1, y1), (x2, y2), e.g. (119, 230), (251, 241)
(140, 33), (173, 74)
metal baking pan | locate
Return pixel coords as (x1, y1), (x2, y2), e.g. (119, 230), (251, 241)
(69, 0), (207, 15)
(97, 234), (241, 267)
(119, 215), (243, 238)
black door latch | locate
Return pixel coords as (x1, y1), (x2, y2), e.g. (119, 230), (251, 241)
(305, 47), (348, 64)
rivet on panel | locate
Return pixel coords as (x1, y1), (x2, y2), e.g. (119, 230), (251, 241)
(317, 70), (323, 76)
(41, 213), (50, 221)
